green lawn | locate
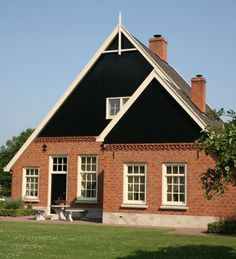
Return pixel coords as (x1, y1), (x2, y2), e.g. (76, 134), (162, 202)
(0, 221), (236, 259)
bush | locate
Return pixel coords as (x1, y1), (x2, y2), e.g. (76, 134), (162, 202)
(0, 200), (5, 209)
(208, 221), (236, 234)
(0, 208), (35, 217)
(4, 198), (24, 209)
(0, 198), (35, 217)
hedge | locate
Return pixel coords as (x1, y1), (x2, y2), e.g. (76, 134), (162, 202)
(208, 221), (236, 234)
(0, 208), (35, 217)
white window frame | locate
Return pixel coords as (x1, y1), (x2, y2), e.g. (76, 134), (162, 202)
(106, 96), (130, 119)
(50, 156), (68, 174)
(22, 167), (40, 201)
(77, 155), (98, 203)
(162, 163), (187, 208)
(123, 163), (147, 205)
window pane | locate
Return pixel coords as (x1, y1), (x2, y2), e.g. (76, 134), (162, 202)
(128, 176), (133, 183)
(122, 97), (129, 105)
(173, 177), (179, 184)
(180, 194), (185, 202)
(167, 177), (172, 184)
(63, 165), (67, 172)
(140, 166), (145, 174)
(180, 177), (185, 184)
(167, 166), (172, 174)
(58, 157), (62, 164)
(167, 194), (172, 201)
(179, 166), (185, 174)
(134, 166), (138, 174)
(134, 193), (139, 200)
(180, 185), (185, 193)
(134, 184), (139, 192)
(53, 165), (57, 171)
(140, 193), (145, 201)
(173, 185), (178, 193)
(128, 193), (133, 200)
(167, 185), (172, 192)
(128, 166), (133, 174)
(58, 165), (62, 171)
(173, 194), (178, 201)
(173, 166), (178, 174)
(140, 184), (145, 192)
(140, 176), (145, 184)
(87, 157), (91, 164)
(109, 99), (120, 116)
(81, 157), (86, 164)
(92, 157), (96, 164)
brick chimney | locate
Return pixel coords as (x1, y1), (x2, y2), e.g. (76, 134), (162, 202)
(149, 34), (167, 62)
(191, 75), (206, 113)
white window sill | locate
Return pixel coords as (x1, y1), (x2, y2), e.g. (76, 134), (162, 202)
(121, 204), (148, 209)
(160, 205), (189, 210)
(75, 200), (98, 204)
(22, 198), (39, 202)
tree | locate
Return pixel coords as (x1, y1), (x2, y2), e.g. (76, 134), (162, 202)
(0, 128), (34, 197)
(198, 109), (236, 199)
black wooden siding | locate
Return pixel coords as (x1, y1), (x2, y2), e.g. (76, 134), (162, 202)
(39, 51), (153, 137)
(104, 79), (201, 144)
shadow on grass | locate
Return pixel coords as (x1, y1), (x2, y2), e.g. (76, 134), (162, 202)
(117, 245), (236, 259)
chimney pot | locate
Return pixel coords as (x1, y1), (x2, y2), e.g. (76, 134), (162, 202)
(191, 75), (206, 113)
(149, 35), (167, 62)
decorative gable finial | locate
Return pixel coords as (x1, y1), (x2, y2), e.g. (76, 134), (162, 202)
(118, 11), (122, 55)
(118, 11), (122, 26)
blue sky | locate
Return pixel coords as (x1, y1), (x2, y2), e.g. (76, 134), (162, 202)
(0, 0), (236, 145)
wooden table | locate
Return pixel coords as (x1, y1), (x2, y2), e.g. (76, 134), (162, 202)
(50, 205), (70, 220)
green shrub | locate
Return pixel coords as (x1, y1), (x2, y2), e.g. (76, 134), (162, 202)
(0, 200), (5, 209)
(0, 208), (35, 217)
(208, 221), (236, 234)
(4, 198), (24, 209)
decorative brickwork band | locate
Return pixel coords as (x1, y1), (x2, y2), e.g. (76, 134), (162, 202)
(102, 143), (198, 151)
(36, 136), (96, 143)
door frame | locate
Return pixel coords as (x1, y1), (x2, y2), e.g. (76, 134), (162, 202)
(47, 155), (68, 214)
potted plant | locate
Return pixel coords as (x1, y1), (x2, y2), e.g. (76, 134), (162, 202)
(54, 193), (66, 205)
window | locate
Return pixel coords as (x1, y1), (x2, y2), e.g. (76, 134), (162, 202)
(106, 97), (130, 119)
(124, 164), (146, 204)
(78, 156), (98, 201)
(52, 157), (67, 173)
(162, 164), (187, 206)
(23, 168), (39, 200)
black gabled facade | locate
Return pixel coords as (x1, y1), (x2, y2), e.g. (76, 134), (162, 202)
(105, 79), (201, 144)
(39, 50), (152, 137)
(39, 30), (202, 143)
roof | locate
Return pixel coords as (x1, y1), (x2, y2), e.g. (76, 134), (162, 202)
(4, 17), (221, 171)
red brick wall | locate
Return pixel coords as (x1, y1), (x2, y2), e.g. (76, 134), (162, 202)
(103, 146), (236, 217)
(11, 140), (236, 218)
(11, 138), (104, 209)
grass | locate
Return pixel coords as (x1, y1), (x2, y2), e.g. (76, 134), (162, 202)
(0, 221), (236, 259)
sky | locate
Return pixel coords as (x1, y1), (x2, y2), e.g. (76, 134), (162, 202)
(0, 0), (236, 146)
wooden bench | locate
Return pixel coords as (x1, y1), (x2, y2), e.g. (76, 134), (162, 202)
(64, 209), (88, 222)
(33, 208), (46, 221)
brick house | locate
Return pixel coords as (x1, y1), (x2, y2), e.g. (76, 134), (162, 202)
(4, 18), (236, 228)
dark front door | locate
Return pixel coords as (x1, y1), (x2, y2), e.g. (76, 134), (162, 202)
(51, 174), (67, 206)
